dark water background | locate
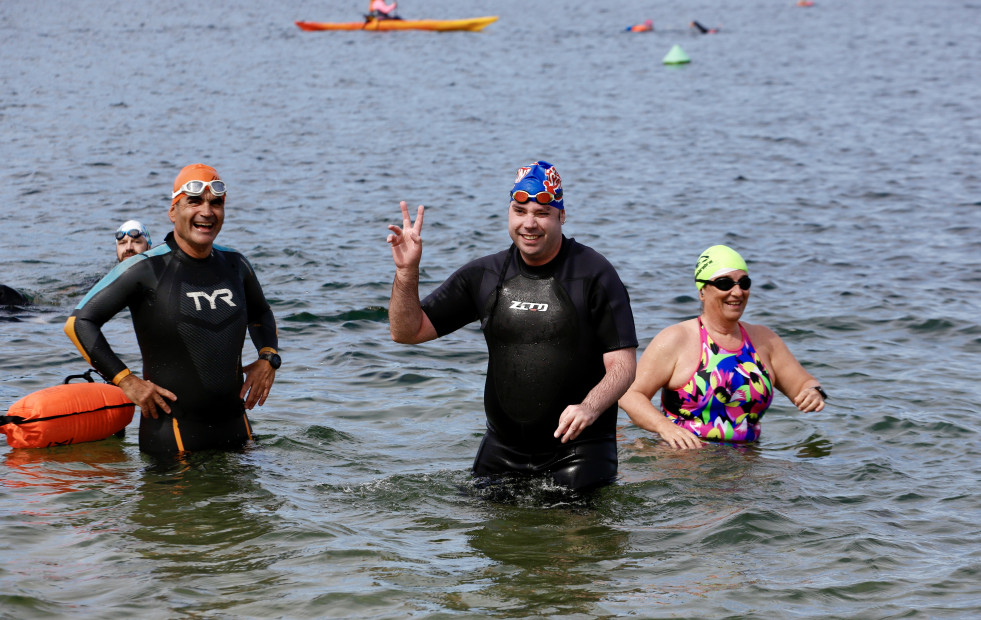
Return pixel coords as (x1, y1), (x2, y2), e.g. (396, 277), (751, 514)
(2, 0), (980, 617)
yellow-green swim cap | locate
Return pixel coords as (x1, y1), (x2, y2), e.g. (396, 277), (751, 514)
(694, 245), (748, 290)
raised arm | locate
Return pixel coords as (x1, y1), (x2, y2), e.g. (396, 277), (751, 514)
(618, 323), (703, 449)
(387, 201), (437, 344)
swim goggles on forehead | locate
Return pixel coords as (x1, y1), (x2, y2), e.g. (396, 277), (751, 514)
(171, 179), (227, 200)
(115, 228), (147, 241)
(696, 276), (752, 291)
(510, 190), (560, 205)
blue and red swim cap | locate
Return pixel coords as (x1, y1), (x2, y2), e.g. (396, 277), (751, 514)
(511, 160), (564, 210)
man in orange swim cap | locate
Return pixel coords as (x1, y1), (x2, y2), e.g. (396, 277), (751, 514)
(66, 163), (280, 455)
(168, 163), (227, 259)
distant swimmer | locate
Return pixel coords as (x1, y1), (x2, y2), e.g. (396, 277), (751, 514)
(66, 163), (280, 456)
(114, 219), (152, 262)
(797, 0), (815, 6)
(367, 0), (401, 20)
(690, 20), (719, 34)
(0, 284), (28, 307)
(625, 19), (653, 32)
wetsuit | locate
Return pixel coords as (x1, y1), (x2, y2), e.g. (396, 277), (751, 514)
(0, 284), (27, 306)
(65, 232), (278, 455)
(661, 318), (773, 442)
(421, 236), (637, 491)
(691, 21), (718, 34)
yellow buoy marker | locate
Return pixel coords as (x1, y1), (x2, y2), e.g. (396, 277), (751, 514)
(662, 44), (691, 65)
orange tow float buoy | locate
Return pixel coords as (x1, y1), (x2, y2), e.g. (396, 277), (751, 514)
(1, 375), (134, 449)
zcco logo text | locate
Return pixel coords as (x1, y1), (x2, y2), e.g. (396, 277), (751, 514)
(509, 300), (548, 312)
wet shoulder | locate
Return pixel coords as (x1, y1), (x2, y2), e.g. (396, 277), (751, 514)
(468, 247), (511, 268)
(75, 245), (169, 309)
(654, 318), (698, 349)
(457, 247), (512, 278)
(213, 242), (240, 256)
(740, 321), (780, 352)
(563, 238), (620, 275)
(212, 243), (257, 272)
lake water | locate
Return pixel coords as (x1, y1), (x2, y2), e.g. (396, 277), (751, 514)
(2, 0), (980, 617)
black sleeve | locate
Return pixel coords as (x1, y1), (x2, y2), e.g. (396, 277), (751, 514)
(420, 262), (484, 337)
(64, 259), (147, 384)
(240, 254), (279, 353)
(587, 257), (638, 353)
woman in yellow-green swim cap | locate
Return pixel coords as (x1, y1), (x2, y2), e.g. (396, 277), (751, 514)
(619, 245), (827, 449)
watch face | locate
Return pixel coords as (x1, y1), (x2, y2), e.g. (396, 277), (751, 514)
(262, 353), (281, 369)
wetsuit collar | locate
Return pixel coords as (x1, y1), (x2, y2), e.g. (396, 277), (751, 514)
(165, 231), (213, 261)
(515, 235), (570, 278)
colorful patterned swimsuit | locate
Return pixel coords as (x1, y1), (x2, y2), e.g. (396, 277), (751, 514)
(660, 318), (773, 442)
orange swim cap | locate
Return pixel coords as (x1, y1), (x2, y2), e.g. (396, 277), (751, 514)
(172, 163), (222, 205)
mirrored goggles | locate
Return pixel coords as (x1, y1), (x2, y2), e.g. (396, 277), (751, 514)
(115, 229), (147, 241)
(172, 179), (227, 200)
(697, 276), (752, 291)
(511, 190), (559, 205)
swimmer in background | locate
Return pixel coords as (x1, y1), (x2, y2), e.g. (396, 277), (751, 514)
(0, 284), (28, 307)
(3, 221), (151, 311)
(115, 219), (152, 262)
(625, 19), (653, 32)
(619, 245), (826, 449)
(690, 20), (719, 34)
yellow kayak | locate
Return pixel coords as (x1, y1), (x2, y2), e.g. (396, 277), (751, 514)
(295, 16), (498, 32)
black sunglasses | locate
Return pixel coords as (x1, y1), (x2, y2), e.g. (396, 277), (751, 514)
(697, 276), (752, 291)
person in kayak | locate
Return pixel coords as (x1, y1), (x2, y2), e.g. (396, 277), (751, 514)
(387, 160), (638, 493)
(114, 219), (152, 262)
(367, 0), (400, 20)
(619, 245), (826, 449)
(65, 163), (281, 456)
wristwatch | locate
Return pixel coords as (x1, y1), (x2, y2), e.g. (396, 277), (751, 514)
(259, 352), (282, 370)
(812, 386), (828, 399)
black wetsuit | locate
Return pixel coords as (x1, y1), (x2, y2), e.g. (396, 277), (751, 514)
(0, 284), (27, 306)
(66, 232), (278, 454)
(421, 236), (637, 491)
